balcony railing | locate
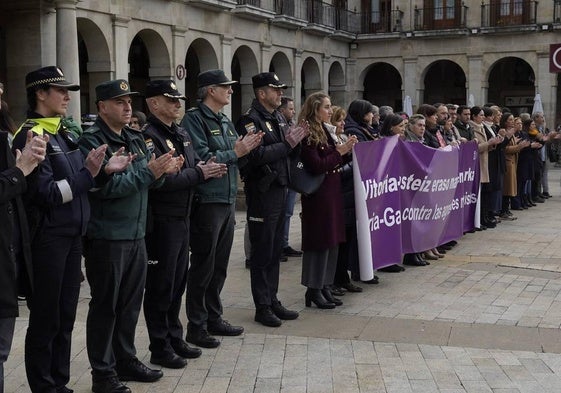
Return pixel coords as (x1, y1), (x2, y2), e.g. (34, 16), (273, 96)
(481, 0), (537, 27)
(414, 4), (468, 31)
(274, 0), (308, 21)
(357, 9), (404, 34)
(307, 0), (336, 28)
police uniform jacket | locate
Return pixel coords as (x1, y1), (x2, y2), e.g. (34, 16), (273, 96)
(0, 131), (32, 318)
(181, 102), (240, 205)
(12, 115), (95, 239)
(79, 118), (163, 240)
(235, 99), (292, 187)
(143, 115), (204, 218)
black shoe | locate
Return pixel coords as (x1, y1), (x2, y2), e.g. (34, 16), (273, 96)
(255, 307), (282, 327)
(171, 339), (202, 359)
(282, 246), (303, 257)
(340, 282), (363, 292)
(534, 196), (545, 203)
(304, 288), (335, 309)
(378, 264), (403, 273)
(361, 277), (379, 284)
(150, 352), (187, 369)
(330, 286), (346, 296)
(271, 300), (299, 320)
(444, 240), (458, 247)
(321, 288), (343, 306)
(116, 357), (163, 382)
(57, 387), (73, 393)
(92, 376), (131, 393)
(403, 253), (426, 266)
(543, 192), (551, 198)
(207, 319), (244, 336)
(186, 326), (220, 348)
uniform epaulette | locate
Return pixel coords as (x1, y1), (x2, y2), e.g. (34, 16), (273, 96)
(187, 107), (199, 113)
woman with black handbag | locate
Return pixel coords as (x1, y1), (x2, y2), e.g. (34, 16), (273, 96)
(298, 92), (356, 309)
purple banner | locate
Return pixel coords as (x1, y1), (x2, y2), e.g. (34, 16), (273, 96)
(353, 137), (480, 279)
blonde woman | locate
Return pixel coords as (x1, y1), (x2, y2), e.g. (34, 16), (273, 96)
(298, 93), (357, 308)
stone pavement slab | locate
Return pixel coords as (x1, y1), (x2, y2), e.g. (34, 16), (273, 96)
(7, 167), (561, 392)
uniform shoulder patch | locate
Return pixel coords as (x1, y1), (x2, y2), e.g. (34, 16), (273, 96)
(145, 138), (154, 153)
(244, 122), (256, 134)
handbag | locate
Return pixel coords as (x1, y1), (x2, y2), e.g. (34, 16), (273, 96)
(288, 154), (325, 196)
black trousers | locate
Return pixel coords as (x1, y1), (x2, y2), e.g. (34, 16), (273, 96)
(25, 232), (81, 393)
(84, 239), (147, 378)
(0, 317), (15, 393)
(246, 184), (287, 308)
(144, 217), (189, 356)
(187, 203), (235, 328)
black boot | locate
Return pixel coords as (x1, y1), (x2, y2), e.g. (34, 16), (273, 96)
(321, 287), (343, 306)
(305, 288), (335, 309)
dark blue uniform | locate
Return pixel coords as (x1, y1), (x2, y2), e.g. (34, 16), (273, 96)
(142, 115), (204, 358)
(236, 99), (293, 310)
(12, 115), (94, 393)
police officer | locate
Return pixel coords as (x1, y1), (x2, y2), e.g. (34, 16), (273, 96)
(11, 66), (126, 393)
(180, 69), (262, 348)
(142, 80), (227, 368)
(236, 72), (308, 327)
(79, 79), (179, 393)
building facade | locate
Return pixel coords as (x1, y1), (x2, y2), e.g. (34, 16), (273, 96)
(1, 0), (560, 125)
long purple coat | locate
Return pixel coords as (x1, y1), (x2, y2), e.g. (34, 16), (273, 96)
(300, 126), (349, 251)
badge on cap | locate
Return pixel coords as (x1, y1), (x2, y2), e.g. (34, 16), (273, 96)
(166, 139), (174, 150)
(120, 81), (129, 91)
(56, 67), (64, 76)
(170, 82), (177, 90)
(274, 74), (279, 81)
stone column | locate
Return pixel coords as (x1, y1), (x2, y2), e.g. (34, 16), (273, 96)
(221, 35), (233, 119)
(55, 0), (80, 122)
(345, 57), (357, 105)
(112, 15), (131, 80)
(536, 51), (555, 122)
(403, 57), (417, 111)
(467, 55), (483, 106)
(293, 49), (303, 110)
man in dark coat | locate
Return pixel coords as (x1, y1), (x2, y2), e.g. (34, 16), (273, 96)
(235, 72), (307, 327)
(0, 100), (47, 392)
(142, 80), (227, 368)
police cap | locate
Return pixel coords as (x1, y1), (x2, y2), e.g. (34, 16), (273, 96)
(25, 66), (80, 91)
(252, 72), (287, 89)
(95, 79), (139, 102)
(197, 69), (237, 88)
(145, 79), (186, 100)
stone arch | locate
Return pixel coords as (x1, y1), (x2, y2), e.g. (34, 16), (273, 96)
(184, 38), (219, 109)
(423, 60), (466, 105)
(328, 61), (345, 107)
(362, 62), (402, 110)
(301, 56), (322, 102)
(77, 17), (111, 116)
(232, 45), (259, 122)
(487, 57), (535, 115)
(128, 28), (172, 111)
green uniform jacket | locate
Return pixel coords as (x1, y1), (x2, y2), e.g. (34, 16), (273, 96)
(78, 118), (163, 240)
(181, 102), (244, 204)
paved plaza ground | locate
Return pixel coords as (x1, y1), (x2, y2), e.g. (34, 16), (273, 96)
(7, 166), (561, 393)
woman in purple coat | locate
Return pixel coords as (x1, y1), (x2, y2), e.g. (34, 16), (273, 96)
(299, 92), (356, 308)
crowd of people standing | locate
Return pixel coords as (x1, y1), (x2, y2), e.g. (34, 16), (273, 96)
(0, 64), (558, 393)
